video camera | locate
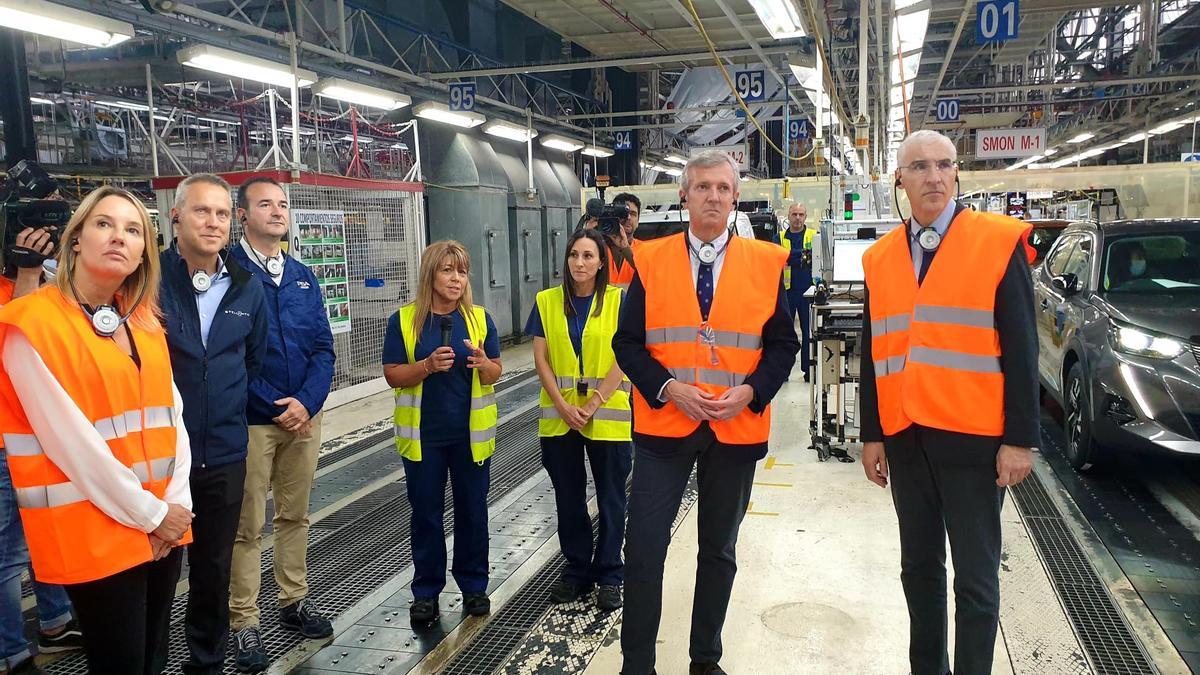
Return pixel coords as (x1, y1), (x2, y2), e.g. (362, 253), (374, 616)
(585, 197), (630, 239)
(1, 160), (69, 268)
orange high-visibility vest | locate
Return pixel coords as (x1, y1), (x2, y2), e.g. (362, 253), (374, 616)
(0, 277), (13, 305)
(609, 245), (636, 291)
(633, 232), (787, 444)
(862, 208), (1034, 438)
(0, 286), (189, 584)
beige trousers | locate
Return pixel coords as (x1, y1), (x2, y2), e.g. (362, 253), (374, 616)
(228, 413), (322, 630)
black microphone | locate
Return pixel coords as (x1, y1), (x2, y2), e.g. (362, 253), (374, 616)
(585, 198), (605, 218)
(440, 317), (453, 348)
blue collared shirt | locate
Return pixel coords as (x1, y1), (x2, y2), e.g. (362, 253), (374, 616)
(196, 267), (232, 347)
(910, 198), (957, 278)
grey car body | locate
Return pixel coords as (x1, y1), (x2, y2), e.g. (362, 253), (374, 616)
(1034, 219), (1200, 469)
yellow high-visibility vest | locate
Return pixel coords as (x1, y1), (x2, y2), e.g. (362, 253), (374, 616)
(780, 227), (815, 290)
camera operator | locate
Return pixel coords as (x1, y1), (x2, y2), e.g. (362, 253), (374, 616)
(582, 199), (636, 291)
(612, 193), (642, 259)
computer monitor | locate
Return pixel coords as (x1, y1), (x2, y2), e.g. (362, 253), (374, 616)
(832, 239), (874, 283)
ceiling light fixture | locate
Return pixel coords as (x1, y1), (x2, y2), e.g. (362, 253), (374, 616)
(1149, 120), (1186, 135)
(178, 44), (316, 89)
(338, 134), (374, 144)
(664, 153), (689, 165)
(745, 0), (806, 39)
(0, 0), (133, 47)
(412, 101), (485, 128)
(312, 78), (411, 110)
(582, 145), (615, 158)
(1066, 132), (1095, 144)
(540, 134), (584, 152)
(483, 120), (537, 143)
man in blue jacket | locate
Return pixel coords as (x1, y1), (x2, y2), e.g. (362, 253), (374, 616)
(227, 177), (336, 672)
(159, 173), (267, 675)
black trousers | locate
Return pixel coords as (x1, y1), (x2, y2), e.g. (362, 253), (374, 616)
(620, 435), (756, 675)
(64, 548), (183, 675)
(887, 425), (1005, 675)
(184, 460), (247, 675)
(540, 431), (633, 586)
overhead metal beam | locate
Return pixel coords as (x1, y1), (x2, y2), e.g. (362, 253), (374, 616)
(560, 99), (794, 120)
(707, 0), (809, 111)
(939, 72), (1200, 95)
(425, 43), (806, 79)
(918, 1), (973, 125)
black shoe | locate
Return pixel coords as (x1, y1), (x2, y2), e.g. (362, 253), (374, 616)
(37, 619), (84, 653)
(689, 663), (727, 675)
(548, 579), (592, 604)
(10, 657), (46, 675)
(463, 592), (490, 616)
(233, 627), (268, 673)
(596, 584), (622, 610)
(409, 597), (439, 623)
(279, 599), (333, 639)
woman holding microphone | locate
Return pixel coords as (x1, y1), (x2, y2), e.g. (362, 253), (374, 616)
(383, 241), (502, 624)
(0, 186), (192, 674)
(526, 228), (632, 611)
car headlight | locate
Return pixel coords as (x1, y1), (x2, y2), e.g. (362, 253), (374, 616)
(1110, 324), (1186, 359)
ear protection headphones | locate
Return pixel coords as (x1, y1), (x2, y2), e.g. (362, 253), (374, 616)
(893, 175), (963, 254)
(71, 280), (147, 338)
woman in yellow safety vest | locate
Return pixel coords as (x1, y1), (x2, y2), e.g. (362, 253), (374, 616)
(382, 240), (502, 624)
(0, 186), (193, 674)
(526, 228), (632, 611)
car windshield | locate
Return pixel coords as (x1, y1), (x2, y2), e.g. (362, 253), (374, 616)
(1028, 226), (1065, 264)
(1101, 230), (1200, 295)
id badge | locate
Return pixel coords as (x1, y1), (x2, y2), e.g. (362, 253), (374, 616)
(576, 380), (589, 397)
(698, 324), (719, 366)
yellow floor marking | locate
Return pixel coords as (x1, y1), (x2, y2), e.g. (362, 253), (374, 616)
(752, 482), (793, 488)
(763, 456), (795, 470)
(746, 501), (780, 517)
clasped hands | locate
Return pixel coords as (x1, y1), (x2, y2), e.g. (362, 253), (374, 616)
(554, 394), (602, 432)
(150, 502), (193, 560)
(665, 381), (754, 422)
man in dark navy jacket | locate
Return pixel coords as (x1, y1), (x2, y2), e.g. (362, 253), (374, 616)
(227, 177), (335, 672)
(159, 173), (267, 675)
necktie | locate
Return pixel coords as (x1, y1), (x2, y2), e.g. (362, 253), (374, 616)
(918, 249), (934, 285)
(697, 262), (714, 320)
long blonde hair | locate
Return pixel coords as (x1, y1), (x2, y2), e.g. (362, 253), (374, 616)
(56, 186), (162, 331)
(409, 240), (477, 336)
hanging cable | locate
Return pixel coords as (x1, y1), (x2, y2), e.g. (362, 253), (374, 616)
(682, 0), (815, 162)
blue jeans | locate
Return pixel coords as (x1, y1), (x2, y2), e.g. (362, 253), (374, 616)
(787, 285), (812, 370)
(402, 443), (491, 599)
(0, 452), (73, 667)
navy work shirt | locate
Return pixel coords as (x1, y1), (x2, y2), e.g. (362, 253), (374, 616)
(524, 293), (595, 360)
(382, 309), (501, 447)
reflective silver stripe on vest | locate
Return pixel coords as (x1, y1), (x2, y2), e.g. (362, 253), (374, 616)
(669, 369), (748, 388)
(913, 305), (995, 330)
(130, 456), (179, 483)
(908, 346), (1001, 373)
(14, 482), (85, 509)
(470, 428), (496, 444)
(144, 407), (175, 429)
(874, 355), (907, 377)
(2, 434), (42, 457)
(871, 314), (911, 337)
(555, 376), (576, 390)
(394, 393), (421, 408)
(471, 393), (497, 410)
(555, 377), (632, 394)
(647, 326), (762, 350)
(394, 425), (421, 441)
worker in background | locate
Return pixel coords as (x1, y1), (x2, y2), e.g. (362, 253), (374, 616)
(382, 241), (502, 624)
(159, 174), (267, 675)
(527, 229), (632, 611)
(859, 129), (1037, 675)
(613, 192), (643, 259)
(0, 187), (193, 673)
(614, 150), (799, 675)
(582, 201), (636, 291)
(0, 228), (85, 675)
(228, 177), (336, 672)
(779, 202), (815, 382)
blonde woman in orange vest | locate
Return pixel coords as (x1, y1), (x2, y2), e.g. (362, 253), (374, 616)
(613, 150), (798, 675)
(0, 186), (194, 674)
(860, 130), (1037, 675)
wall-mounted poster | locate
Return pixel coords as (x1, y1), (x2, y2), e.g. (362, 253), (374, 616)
(292, 209), (351, 335)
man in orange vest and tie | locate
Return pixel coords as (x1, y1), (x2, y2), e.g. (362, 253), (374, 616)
(859, 130), (1038, 675)
(614, 150), (799, 675)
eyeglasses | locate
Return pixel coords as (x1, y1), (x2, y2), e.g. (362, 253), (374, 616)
(900, 159), (956, 175)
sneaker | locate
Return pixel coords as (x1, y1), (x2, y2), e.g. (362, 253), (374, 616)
(463, 592), (490, 616)
(233, 627), (268, 673)
(409, 597), (439, 623)
(10, 657), (46, 675)
(689, 663), (727, 675)
(279, 599), (333, 639)
(548, 579), (592, 604)
(37, 619), (83, 653)
(596, 584), (623, 611)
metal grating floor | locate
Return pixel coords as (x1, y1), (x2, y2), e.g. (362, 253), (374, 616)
(41, 404), (544, 675)
(1013, 455), (1156, 674)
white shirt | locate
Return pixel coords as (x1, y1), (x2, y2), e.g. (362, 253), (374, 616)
(909, 199), (957, 278)
(240, 237), (285, 286)
(3, 332), (192, 532)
